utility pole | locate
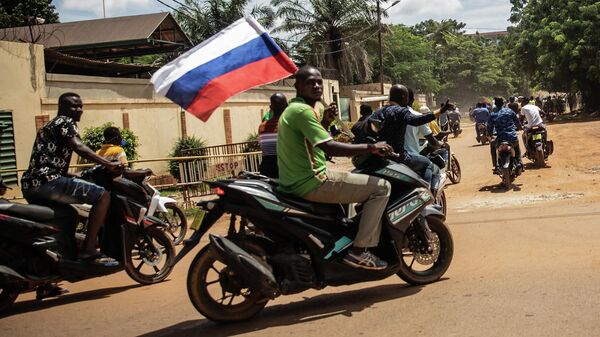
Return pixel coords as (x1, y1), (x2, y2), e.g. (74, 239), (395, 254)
(103, 0), (106, 18)
(377, 0), (384, 94)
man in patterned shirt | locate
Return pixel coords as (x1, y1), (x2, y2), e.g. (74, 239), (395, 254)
(21, 92), (121, 266)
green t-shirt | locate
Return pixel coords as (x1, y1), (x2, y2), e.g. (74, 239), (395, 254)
(277, 97), (332, 196)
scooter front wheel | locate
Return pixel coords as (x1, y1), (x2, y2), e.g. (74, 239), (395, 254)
(397, 215), (453, 285)
(125, 226), (175, 285)
(157, 203), (188, 245)
(0, 285), (19, 312)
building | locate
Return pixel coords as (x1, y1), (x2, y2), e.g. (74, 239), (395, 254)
(0, 14), (340, 198)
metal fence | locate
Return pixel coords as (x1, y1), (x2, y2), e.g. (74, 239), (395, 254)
(0, 141), (263, 207)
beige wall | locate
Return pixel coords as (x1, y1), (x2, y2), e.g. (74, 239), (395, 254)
(0, 40), (341, 196)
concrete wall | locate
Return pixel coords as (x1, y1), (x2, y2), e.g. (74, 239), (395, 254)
(0, 40), (341, 197)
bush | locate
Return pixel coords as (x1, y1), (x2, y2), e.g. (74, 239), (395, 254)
(243, 132), (261, 152)
(81, 122), (140, 160)
(169, 136), (206, 181)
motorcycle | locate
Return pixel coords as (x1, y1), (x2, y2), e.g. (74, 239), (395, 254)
(73, 170), (187, 245)
(476, 122), (488, 145)
(0, 166), (175, 311)
(173, 151), (454, 322)
(419, 132), (461, 215)
(450, 120), (461, 138)
(494, 139), (520, 189)
(524, 126), (553, 168)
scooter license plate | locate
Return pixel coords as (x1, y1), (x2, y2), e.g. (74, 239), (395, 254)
(190, 210), (207, 231)
(532, 134), (542, 140)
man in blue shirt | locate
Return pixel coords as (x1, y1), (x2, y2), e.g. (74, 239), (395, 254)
(487, 97), (523, 174)
(471, 102), (490, 139)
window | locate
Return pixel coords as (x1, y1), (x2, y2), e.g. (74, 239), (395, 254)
(0, 110), (17, 186)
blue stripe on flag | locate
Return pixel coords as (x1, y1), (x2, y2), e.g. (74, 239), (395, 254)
(166, 33), (282, 109)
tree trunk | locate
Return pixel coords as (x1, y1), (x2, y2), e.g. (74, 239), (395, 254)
(581, 82), (600, 113)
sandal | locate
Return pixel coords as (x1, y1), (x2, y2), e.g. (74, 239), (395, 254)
(77, 252), (120, 267)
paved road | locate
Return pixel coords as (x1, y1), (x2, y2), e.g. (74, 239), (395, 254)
(2, 120), (600, 337)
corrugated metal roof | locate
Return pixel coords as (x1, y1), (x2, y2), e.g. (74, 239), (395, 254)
(0, 12), (190, 50)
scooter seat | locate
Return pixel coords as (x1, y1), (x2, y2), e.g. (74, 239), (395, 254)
(276, 193), (344, 217)
(0, 202), (57, 222)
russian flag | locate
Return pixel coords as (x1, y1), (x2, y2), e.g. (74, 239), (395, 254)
(151, 16), (298, 121)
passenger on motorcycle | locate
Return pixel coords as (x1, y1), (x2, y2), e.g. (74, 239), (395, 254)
(404, 89), (445, 161)
(519, 96), (547, 152)
(471, 103), (490, 139)
(258, 93), (288, 178)
(370, 85), (448, 191)
(351, 104), (373, 144)
(20, 92), (122, 266)
(277, 66), (393, 270)
(447, 106), (462, 135)
(487, 97), (524, 174)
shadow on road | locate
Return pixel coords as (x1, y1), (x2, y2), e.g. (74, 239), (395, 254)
(140, 283), (425, 337)
(523, 162), (552, 170)
(0, 283), (143, 318)
(478, 183), (523, 193)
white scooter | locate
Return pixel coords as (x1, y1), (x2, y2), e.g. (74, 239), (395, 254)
(73, 171), (187, 245)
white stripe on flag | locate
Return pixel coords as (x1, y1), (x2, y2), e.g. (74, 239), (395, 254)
(150, 17), (266, 96)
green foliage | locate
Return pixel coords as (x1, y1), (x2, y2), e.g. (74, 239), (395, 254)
(0, 0), (59, 29)
(271, 0), (378, 84)
(372, 25), (440, 93)
(81, 122), (140, 161)
(168, 136), (206, 181)
(508, 0), (600, 111)
(174, 0), (276, 44)
(243, 132), (261, 152)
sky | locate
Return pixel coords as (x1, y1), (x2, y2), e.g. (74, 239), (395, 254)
(53, 0), (513, 34)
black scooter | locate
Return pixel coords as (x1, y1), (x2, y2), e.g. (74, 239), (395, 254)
(0, 166), (175, 312)
(174, 152), (454, 322)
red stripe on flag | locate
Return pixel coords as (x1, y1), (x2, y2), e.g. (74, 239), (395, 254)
(186, 52), (297, 121)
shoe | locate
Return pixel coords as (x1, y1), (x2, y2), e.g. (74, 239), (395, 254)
(77, 252), (119, 267)
(343, 250), (388, 270)
(36, 284), (69, 300)
(492, 166), (500, 175)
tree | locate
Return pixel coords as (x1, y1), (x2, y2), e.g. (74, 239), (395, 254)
(509, 0), (600, 111)
(412, 19), (466, 46)
(271, 0), (378, 84)
(373, 24), (440, 93)
(173, 0), (276, 44)
(0, 0), (59, 29)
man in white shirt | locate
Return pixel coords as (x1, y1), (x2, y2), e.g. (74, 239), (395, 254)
(405, 89), (443, 159)
(519, 96), (546, 147)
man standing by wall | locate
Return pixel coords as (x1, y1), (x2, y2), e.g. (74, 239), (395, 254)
(258, 93), (288, 178)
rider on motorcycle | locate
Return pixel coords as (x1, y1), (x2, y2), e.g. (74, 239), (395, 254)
(519, 96), (547, 154)
(487, 97), (524, 174)
(277, 66), (393, 270)
(370, 85), (448, 192)
(471, 103), (490, 140)
(20, 92), (122, 266)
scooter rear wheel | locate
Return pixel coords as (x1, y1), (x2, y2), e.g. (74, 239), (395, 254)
(397, 216), (453, 285)
(535, 150), (545, 168)
(187, 241), (269, 322)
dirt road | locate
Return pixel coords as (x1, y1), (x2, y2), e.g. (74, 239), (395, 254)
(2, 120), (600, 337)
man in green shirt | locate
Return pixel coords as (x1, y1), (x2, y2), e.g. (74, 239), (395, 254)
(277, 66), (393, 270)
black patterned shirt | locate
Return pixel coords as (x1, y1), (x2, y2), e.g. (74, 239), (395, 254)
(21, 115), (78, 190)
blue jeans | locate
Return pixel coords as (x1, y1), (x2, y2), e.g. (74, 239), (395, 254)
(23, 176), (105, 206)
(402, 153), (434, 186)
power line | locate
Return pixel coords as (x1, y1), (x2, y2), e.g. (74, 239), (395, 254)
(296, 28), (381, 56)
